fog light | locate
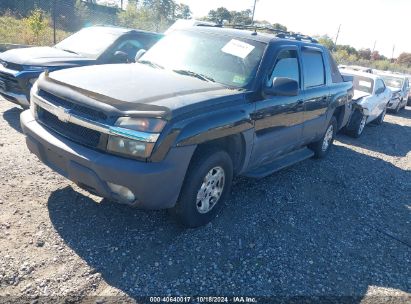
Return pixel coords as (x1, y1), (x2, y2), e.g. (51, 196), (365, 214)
(107, 182), (135, 202)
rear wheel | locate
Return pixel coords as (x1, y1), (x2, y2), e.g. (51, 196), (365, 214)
(309, 116), (337, 159)
(170, 148), (233, 228)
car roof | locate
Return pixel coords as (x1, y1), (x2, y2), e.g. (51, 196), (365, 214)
(180, 25), (321, 47)
(341, 70), (381, 80)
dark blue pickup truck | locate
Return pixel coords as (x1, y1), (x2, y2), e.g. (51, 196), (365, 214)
(21, 26), (353, 227)
(0, 25), (162, 108)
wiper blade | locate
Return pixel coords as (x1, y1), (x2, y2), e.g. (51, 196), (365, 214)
(58, 48), (79, 55)
(173, 69), (215, 82)
(138, 60), (164, 69)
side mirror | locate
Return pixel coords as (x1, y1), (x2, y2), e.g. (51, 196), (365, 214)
(113, 51), (129, 63)
(135, 49), (146, 62)
(264, 77), (299, 96)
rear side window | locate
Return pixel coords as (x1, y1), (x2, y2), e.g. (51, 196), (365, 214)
(267, 50), (300, 87)
(302, 50), (325, 88)
(327, 50), (343, 83)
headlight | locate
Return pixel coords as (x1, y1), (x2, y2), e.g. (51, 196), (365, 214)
(107, 136), (155, 158)
(114, 117), (166, 133)
(23, 65), (48, 71)
(106, 117), (166, 159)
(28, 78), (38, 85)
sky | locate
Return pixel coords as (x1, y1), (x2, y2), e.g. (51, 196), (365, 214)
(176, 0), (411, 58)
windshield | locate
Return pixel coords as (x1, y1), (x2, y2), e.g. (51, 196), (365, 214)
(139, 30), (266, 88)
(351, 75), (374, 94)
(380, 75), (404, 89)
(55, 27), (121, 58)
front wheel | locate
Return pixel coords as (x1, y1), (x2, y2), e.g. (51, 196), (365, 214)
(347, 110), (367, 138)
(170, 148), (233, 228)
(309, 116), (337, 159)
(373, 107), (386, 125)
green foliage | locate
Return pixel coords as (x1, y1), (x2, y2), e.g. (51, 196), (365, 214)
(230, 9), (252, 25)
(0, 12), (69, 46)
(317, 35), (335, 51)
(271, 23), (287, 32)
(175, 3), (191, 20)
(397, 52), (411, 67)
(207, 7), (231, 25)
(24, 9), (49, 44)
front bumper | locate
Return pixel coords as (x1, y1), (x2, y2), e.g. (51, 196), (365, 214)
(21, 110), (195, 209)
(0, 64), (40, 108)
(0, 89), (29, 107)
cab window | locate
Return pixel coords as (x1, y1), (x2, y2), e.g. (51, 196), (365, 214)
(301, 50), (325, 88)
(267, 50), (300, 87)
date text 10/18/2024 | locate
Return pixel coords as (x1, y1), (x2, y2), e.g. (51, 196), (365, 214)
(149, 296), (258, 303)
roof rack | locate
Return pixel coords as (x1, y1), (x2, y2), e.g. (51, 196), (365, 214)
(206, 24), (319, 43)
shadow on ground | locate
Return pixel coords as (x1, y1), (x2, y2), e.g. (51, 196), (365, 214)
(47, 143), (411, 300)
(337, 119), (411, 157)
(2, 106), (23, 133)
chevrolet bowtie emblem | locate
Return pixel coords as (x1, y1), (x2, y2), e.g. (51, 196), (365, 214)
(58, 108), (71, 123)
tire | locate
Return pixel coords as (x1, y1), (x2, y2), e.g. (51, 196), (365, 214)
(407, 98), (411, 106)
(170, 148), (233, 228)
(394, 101), (401, 113)
(373, 107), (386, 125)
(347, 110), (367, 138)
(309, 116), (337, 159)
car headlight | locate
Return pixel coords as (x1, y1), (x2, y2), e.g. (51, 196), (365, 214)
(114, 117), (166, 133)
(106, 117), (166, 159)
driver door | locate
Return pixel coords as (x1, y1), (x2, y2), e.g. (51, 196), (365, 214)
(249, 47), (304, 167)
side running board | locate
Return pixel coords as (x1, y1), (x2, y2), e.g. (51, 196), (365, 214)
(243, 147), (314, 178)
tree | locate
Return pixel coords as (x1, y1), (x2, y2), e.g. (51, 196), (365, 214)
(175, 3), (191, 19)
(371, 50), (381, 61)
(207, 7), (231, 25)
(272, 23), (287, 32)
(397, 52), (411, 67)
(317, 35), (335, 51)
(24, 9), (49, 44)
(358, 48), (372, 61)
(230, 9), (252, 25)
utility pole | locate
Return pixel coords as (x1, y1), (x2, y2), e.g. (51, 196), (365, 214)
(53, 0), (56, 44)
(334, 24), (341, 50)
(391, 45), (396, 62)
(372, 41), (376, 52)
(120, 0), (123, 10)
(251, 0), (258, 25)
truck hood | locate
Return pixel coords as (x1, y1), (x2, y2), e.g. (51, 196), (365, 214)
(0, 46), (94, 67)
(352, 90), (370, 101)
(38, 63), (240, 118)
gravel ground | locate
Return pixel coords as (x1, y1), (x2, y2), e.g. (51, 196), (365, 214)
(0, 98), (410, 303)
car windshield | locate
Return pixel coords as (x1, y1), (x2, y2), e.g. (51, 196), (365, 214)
(139, 30), (266, 88)
(380, 75), (404, 89)
(351, 75), (374, 94)
(55, 27), (121, 58)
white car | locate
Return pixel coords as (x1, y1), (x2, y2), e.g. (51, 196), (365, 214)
(375, 72), (410, 112)
(342, 71), (390, 138)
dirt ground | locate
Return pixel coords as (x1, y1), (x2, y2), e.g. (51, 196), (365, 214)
(0, 98), (410, 303)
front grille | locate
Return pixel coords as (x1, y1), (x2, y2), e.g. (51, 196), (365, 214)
(37, 107), (102, 148)
(0, 72), (22, 93)
(2, 61), (23, 71)
(38, 90), (107, 121)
